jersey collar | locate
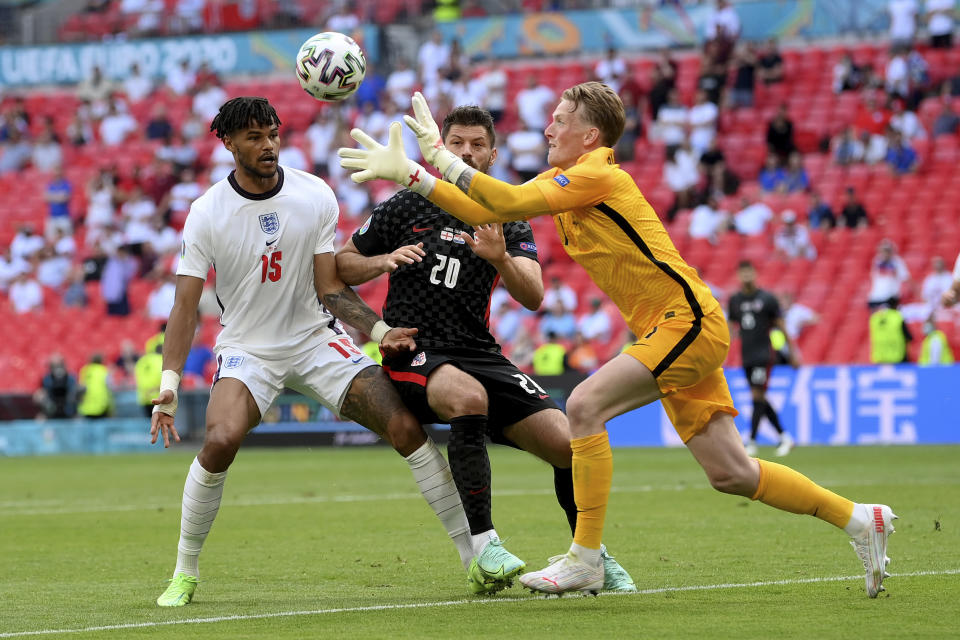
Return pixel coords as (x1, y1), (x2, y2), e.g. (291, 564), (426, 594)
(228, 166), (284, 201)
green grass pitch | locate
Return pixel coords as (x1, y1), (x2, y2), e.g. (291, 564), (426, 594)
(1, 444), (958, 639)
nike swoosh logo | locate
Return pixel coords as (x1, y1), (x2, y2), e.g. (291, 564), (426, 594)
(412, 225), (432, 232)
(469, 486), (488, 495)
(266, 238), (278, 246)
(351, 356), (365, 363)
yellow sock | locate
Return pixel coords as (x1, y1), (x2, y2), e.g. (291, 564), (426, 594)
(571, 432), (613, 550)
(752, 459), (854, 529)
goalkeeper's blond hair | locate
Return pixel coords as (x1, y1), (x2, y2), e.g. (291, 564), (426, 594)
(561, 82), (625, 148)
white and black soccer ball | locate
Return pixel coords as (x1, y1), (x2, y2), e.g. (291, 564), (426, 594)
(295, 32), (366, 102)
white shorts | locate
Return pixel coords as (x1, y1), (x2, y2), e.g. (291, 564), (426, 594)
(213, 334), (377, 418)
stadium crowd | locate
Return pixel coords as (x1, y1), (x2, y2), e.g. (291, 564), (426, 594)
(1, 0), (960, 406)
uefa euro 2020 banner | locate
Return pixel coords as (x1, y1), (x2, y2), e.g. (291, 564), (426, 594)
(606, 364), (958, 448)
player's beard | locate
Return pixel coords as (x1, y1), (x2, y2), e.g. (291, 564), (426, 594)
(238, 154), (278, 180)
(461, 156), (491, 174)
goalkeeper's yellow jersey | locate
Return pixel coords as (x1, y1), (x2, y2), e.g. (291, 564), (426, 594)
(530, 147), (720, 335)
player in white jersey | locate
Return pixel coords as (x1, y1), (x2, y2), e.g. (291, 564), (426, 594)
(150, 97), (473, 607)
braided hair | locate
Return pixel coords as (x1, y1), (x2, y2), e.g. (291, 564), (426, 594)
(209, 97), (282, 139)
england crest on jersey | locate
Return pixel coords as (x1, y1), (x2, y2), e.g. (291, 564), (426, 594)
(259, 212), (280, 235)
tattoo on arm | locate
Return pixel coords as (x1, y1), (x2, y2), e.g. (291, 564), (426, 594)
(320, 285), (381, 335)
(455, 165), (478, 194)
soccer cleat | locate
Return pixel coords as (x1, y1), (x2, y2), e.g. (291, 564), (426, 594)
(744, 440), (758, 456)
(850, 504), (898, 598)
(467, 537), (525, 595)
(600, 545), (637, 592)
(775, 432), (794, 457)
(156, 573), (199, 607)
(519, 552), (604, 595)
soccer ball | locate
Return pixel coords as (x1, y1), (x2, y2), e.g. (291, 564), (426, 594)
(295, 32), (367, 102)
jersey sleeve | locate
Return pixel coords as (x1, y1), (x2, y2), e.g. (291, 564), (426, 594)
(176, 204), (212, 280)
(503, 221), (539, 262)
(314, 179), (339, 255)
(351, 194), (398, 257)
(727, 294), (740, 323)
(532, 151), (617, 214)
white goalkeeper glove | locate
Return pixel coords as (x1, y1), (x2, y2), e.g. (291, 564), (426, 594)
(338, 122), (436, 197)
(403, 91), (470, 185)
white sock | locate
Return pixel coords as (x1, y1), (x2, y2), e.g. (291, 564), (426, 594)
(569, 542), (602, 567)
(471, 528), (499, 556)
(173, 457), (227, 578)
(405, 438), (474, 570)
(844, 503), (870, 537)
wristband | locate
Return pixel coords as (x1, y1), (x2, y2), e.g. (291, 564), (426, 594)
(404, 160), (437, 197)
(435, 149), (469, 186)
(152, 369), (181, 417)
(370, 320), (392, 344)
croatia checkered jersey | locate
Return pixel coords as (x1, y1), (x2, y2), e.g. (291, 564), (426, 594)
(177, 167), (340, 359)
(351, 190), (539, 351)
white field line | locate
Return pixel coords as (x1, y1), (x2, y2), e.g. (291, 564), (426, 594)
(1, 569), (957, 638)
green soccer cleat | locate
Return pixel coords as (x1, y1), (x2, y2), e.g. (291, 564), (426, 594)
(601, 545), (637, 593)
(156, 573), (199, 607)
(467, 537), (525, 595)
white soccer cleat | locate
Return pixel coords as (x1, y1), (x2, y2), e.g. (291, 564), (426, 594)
(744, 440), (758, 457)
(519, 552), (604, 595)
(850, 504), (897, 598)
(775, 432), (794, 457)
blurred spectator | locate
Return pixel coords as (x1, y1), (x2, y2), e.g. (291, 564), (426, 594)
(689, 194), (731, 242)
(885, 46), (910, 100)
(595, 46), (627, 93)
(173, 0), (205, 33)
(539, 300), (576, 341)
(418, 30), (450, 88)
(905, 49), (930, 106)
(385, 58), (418, 112)
(121, 185), (157, 254)
(44, 166), (73, 238)
(0, 127), (31, 174)
(181, 112), (206, 141)
(477, 59), (507, 123)
(184, 330), (214, 384)
(34, 354), (77, 419)
(9, 272), (43, 313)
(306, 110), (338, 176)
(0, 247), (29, 291)
(577, 298), (612, 342)
(326, 3), (360, 32)
(506, 125), (547, 182)
(147, 272), (177, 320)
(353, 60), (386, 109)
(165, 168), (202, 227)
(278, 135), (309, 172)
(115, 340), (140, 379)
(921, 256), (954, 312)
(918, 318), (954, 364)
(84, 169), (118, 246)
(491, 299), (523, 344)
(135, 344), (163, 416)
(156, 131), (197, 172)
(192, 77), (228, 122)
(758, 153), (785, 193)
(884, 130), (918, 174)
(77, 353), (113, 419)
(697, 47), (727, 105)
(927, 0), (956, 48)
(808, 191), (836, 229)
(648, 49), (678, 119)
(888, 0), (919, 46)
(698, 137), (725, 172)
(781, 152), (810, 193)
(11, 224), (44, 261)
(757, 38), (785, 85)
(165, 59), (196, 96)
(854, 91), (892, 141)
(868, 239), (910, 308)
(616, 72), (643, 162)
(36, 245), (71, 289)
(62, 266), (88, 308)
(99, 102), (137, 146)
(101, 245), (137, 316)
(780, 291), (819, 341)
(81, 242), (109, 281)
(543, 276), (577, 313)
(147, 216), (181, 258)
(516, 75), (555, 131)
(66, 112), (94, 146)
(210, 141), (235, 182)
(688, 89), (718, 155)
(705, 0), (741, 59)
(654, 89), (688, 148)
(122, 0), (163, 36)
(863, 127), (889, 164)
(354, 100), (389, 145)
(140, 158), (178, 206)
(532, 331), (568, 376)
(773, 210), (816, 260)
(76, 66), (113, 110)
(701, 158), (740, 200)
(31, 127), (62, 172)
(664, 142), (700, 218)
(932, 94), (960, 137)
(889, 100), (926, 140)
(567, 332), (599, 374)
(733, 196), (774, 235)
(766, 104), (796, 161)
(728, 43), (757, 108)
(869, 302), (912, 363)
(52, 227), (76, 258)
(840, 187), (870, 228)
(124, 62), (154, 103)
(833, 53), (865, 93)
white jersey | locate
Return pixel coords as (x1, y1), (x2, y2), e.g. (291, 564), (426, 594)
(178, 166), (339, 359)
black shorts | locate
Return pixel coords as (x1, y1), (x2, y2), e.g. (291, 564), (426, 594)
(382, 347), (559, 445)
(743, 363), (772, 389)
